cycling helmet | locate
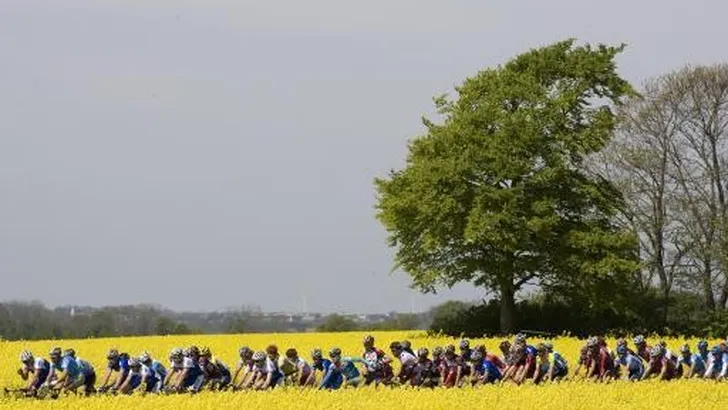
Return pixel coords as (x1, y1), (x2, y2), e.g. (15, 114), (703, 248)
(401, 340), (412, 350)
(650, 346), (662, 358)
(389, 341), (402, 351)
(107, 349), (120, 360)
(50, 347), (62, 358)
(20, 350), (33, 362)
(537, 343), (548, 353)
(239, 346), (252, 358)
(188, 346), (200, 357)
(170, 348), (183, 360)
(515, 333), (526, 344)
(139, 352), (151, 363)
(363, 335), (375, 345)
(680, 344), (690, 354)
(633, 335), (645, 345)
(252, 351), (266, 362)
(499, 341), (511, 351)
(311, 348), (323, 360)
(471, 350), (483, 361)
(698, 340), (709, 351)
(459, 339), (470, 349)
(616, 345), (628, 356)
(587, 337), (598, 348)
(432, 346), (444, 356)
(266, 345), (279, 356)
(286, 348), (298, 359)
(445, 344), (456, 354)
(200, 347), (211, 357)
(417, 347), (429, 358)
(128, 358), (141, 368)
(543, 341), (554, 352)
(329, 347), (342, 357)
(64, 348), (76, 358)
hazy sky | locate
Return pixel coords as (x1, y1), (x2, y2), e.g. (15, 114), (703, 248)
(1, 0), (726, 313)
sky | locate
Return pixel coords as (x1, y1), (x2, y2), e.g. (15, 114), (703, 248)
(1, 0), (726, 314)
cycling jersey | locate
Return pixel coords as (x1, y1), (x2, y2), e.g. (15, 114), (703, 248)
(362, 348), (385, 373)
(28, 358), (50, 388)
(76, 358), (95, 377)
(481, 358), (503, 383)
(677, 354), (705, 376)
(61, 355), (81, 380)
(126, 368), (143, 391)
(617, 354), (644, 380)
(411, 359), (439, 387)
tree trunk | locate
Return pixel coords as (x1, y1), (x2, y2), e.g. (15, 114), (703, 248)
(703, 259), (716, 310)
(499, 278), (516, 334)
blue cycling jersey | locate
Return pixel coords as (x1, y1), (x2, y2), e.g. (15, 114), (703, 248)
(618, 354), (644, 374)
(481, 359), (502, 381)
(313, 359), (332, 372)
(339, 358), (361, 380)
(61, 355), (81, 379)
(320, 365), (344, 390)
(150, 361), (167, 380)
(76, 358), (95, 377)
(550, 352), (568, 371)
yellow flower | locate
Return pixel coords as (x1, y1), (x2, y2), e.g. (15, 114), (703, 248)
(0, 332), (724, 409)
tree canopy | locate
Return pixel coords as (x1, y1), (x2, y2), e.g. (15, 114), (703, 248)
(375, 39), (641, 332)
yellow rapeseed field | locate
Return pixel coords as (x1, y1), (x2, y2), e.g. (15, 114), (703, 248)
(0, 331), (726, 409)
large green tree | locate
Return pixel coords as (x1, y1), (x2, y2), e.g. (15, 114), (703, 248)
(375, 39), (640, 333)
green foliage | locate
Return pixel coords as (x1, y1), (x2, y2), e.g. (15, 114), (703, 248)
(317, 314), (359, 332)
(365, 313), (424, 331)
(428, 301), (474, 336)
(427, 292), (714, 338)
(375, 39), (640, 332)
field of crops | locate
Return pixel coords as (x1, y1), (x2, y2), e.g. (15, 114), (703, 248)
(1, 331), (727, 409)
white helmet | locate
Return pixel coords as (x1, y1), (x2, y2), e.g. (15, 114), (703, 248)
(128, 358), (141, 368)
(252, 351), (266, 362)
(20, 350), (33, 362)
(170, 348), (183, 360)
(139, 351), (151, 363)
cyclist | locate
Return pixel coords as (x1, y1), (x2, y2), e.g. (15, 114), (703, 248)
(362, 335), (393, 386)
(232, 347), (255, 390)
(305, 348), (332, 387)
(199, 347), (232, 390)
(615, 344), (644, 381)
(411, 347), (440, 388)
(319, 347), (364, 390)
(17, 350), (50, 396)
(118, 359), (144, 394)
(138, 351), (166, 393)
(98, 349), (130, 393)
(390, 341), (417, 385)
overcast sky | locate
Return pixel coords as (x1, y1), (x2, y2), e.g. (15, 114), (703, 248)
(0, 0), (725, 313)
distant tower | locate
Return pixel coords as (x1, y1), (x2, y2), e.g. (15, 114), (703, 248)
(70, 306), (75, 317)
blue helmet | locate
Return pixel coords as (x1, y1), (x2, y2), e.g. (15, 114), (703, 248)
(616, 345), (628, 356)
(711, 346), (722, 355)
(698, 340), (709, 351)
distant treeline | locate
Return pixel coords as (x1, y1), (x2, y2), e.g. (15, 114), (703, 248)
(0, 301), (433, 341)
(3, 290), (724, 341)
